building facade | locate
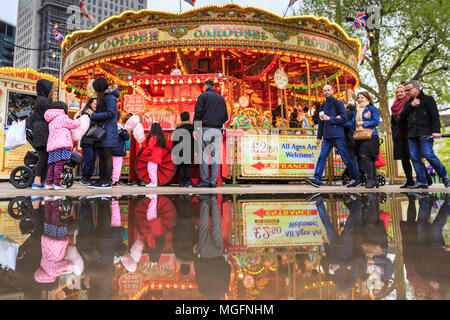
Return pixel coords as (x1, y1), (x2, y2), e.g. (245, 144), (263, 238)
(0, 20), (16, 67)
(14, 0), (147, 76)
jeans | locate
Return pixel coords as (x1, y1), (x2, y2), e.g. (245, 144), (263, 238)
(314, 138), (359, 183)
(199, 128), (222, 185)
(199, 194), (223, 258)
(82, 147), (97, 180)
(417, 195), (450, 247)
(316, 197), (361, 260)
(408, 137), (448, 184)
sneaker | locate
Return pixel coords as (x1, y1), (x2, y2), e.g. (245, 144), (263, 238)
(145, 182), (157, 188)
(305, 177), (321, 188)
(209, 183), (217, 188)
(44, 184), (54, 190)
(347, 180), (362, 188)
(146, 194), (157, 199)
(31, 196), (44, 203)
(91, 183), (112, 189)
(185, 182), (194, 188)
(79, 179), (91, 185)
(443, 177), (450, 188)
(112, 181), (121, 187)
(194, 182), (210, 188)
(306, 193), (322, 203)
(44, 196), (53, 202)
(407, 183), (428, 189)
(53, 185), (66, 190)
(179, 182), (185, 187)
(31, 183), (44, 190)
(88, 182), (102, 189)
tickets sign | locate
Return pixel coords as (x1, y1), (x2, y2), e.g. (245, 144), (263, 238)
(240, 135), (320, 177)
(242, 201), (326, 247)
(123, 94), (145, 114)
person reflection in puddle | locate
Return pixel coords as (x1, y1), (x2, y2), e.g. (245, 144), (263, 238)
(76, 196), (125, 299)
(173, 194), (197, 276)
(193, 194), (231, 300)
(358, 193), (394, 298)
(401, 193), (450, 300)
(34, 197), (83, 287)
(135, 194), (173, 268)
(310, 193), (365, 299)
(15, 197), (53, 299)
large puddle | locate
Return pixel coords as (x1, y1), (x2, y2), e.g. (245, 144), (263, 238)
(0, 192), (448, 300)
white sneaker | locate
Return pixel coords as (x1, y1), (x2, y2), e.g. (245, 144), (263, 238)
(146, 194), (157, 199)
(53, 185), (66, 190)
(145, 183), (157, 188)
(44, 184), (54, 190)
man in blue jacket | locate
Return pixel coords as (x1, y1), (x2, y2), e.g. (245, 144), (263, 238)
(306, 85), (361, 188)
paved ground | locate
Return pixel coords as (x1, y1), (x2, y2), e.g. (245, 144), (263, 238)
(0, 181), (448, 198)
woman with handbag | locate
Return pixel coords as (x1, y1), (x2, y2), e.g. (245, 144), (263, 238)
(349, 91), (380, 188)
(85, 78), (119, 189)
(75, 98), (98, 185)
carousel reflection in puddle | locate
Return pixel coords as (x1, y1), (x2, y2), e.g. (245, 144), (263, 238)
(1, 192), (449, 300)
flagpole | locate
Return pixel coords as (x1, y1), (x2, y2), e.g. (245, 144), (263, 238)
(58, 46), (63, 100)
(180, 0), (182, 13)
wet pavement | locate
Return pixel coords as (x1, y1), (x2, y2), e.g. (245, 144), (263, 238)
(0, 192), (448, 300)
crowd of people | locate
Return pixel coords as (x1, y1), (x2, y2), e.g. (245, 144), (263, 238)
(24, 75), (447, 190)
(306, 81), (449, 189)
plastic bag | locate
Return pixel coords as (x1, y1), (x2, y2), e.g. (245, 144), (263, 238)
(5, 120), (26, 149)
(0, 237), (19, 270)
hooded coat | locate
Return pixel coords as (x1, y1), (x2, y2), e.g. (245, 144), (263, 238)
(90, 86), (119, 148)
(30, 79), (54, 147)
(44, 109), (80, 152)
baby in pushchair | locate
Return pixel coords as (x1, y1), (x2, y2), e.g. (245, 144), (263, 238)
(9, 127), (82, 189)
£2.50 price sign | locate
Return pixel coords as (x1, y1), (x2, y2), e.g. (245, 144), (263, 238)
(242, 201), (326, 247)
(241, 135), (320, 177)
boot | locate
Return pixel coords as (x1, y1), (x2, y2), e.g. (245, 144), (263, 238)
(372, 162), (379, 188)
(362, 157), (375, 189)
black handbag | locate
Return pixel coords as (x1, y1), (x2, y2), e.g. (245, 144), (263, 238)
(85, 123), (106, 142)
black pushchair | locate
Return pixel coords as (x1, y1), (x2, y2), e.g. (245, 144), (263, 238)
(9, 122), (82, 189)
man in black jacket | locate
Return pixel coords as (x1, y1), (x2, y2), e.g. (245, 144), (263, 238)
(193, 80), (228, 188)
(401, 80), (449, 188)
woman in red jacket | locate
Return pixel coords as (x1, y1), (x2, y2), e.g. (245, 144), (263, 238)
(140, 122), (167, 187)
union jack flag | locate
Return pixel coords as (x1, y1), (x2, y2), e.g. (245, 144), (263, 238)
(360, 42), (369, 63)
(288, 0), (298, 7)
(352, 8), (367, 29)
(51, 27), (64, 46)
(80, 1), (95, 24)
(184, 0), (196, 6)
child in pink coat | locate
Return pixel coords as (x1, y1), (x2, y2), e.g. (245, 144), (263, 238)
(44, 102), (81, 190)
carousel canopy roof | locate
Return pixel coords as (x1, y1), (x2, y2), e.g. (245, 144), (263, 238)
(62, 3), (361, 106)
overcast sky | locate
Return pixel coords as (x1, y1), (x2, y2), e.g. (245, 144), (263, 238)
(0, 0), (302, 26)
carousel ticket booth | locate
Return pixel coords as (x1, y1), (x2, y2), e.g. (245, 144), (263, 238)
(0, 68), (59, 180)
(61, 3), (400, 185)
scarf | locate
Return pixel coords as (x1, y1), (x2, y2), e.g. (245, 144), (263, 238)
(356, 101), (370, 127)
(391, 96), (409, 122)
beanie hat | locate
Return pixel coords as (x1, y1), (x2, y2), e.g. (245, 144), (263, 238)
(93, 77), (108, 93)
